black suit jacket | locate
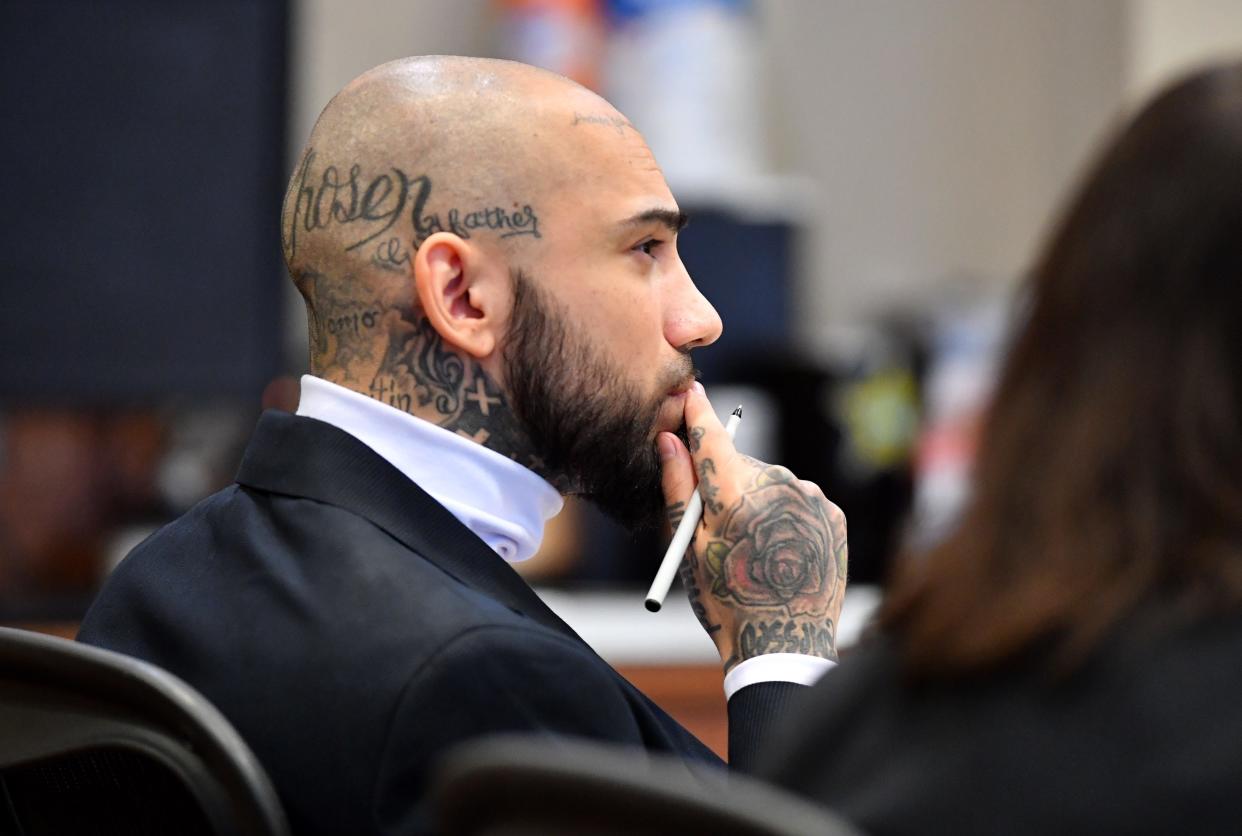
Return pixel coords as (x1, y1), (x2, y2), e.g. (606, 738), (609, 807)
(79, 411), (801, 835)
(760, 618), (1242, 836)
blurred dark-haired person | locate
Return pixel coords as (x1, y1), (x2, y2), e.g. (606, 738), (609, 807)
(77, 56), (847, 835)
(760, 62), (1242, 835)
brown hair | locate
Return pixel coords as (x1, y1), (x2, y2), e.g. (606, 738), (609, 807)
(884, 62), (1242, 676)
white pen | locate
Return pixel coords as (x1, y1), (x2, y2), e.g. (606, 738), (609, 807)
(645, 405), (743, 613)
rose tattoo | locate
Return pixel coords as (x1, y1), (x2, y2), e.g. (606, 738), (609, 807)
(702, 466), (845, 618)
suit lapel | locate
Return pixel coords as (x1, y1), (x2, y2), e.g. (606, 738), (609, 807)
(235, 410), (585, 642)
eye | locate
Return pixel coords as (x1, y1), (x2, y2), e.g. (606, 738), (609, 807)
(634, 237), (664, 258)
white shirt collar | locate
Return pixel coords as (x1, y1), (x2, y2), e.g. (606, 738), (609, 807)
(295, 375), (563, 563)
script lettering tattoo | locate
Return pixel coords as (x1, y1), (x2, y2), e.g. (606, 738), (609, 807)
(571, 111), (632, 136)
(372, 237), (411, 273)
(287, 149), (543, 265)
(327, 310), (380, 337)
(432, 205), (541, 242)
(287, 149), (430, 257)
(687, 426), (706, 455)
(305, 270), (384, 382)
(368, 375), (414, 414)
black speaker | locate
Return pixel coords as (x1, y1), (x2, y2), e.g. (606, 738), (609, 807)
(0, 0), (289, 403)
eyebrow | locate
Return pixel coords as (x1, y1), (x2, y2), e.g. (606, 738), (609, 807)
(618, 208), (690, 235)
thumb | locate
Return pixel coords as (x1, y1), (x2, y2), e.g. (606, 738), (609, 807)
(657, 431), (696, 524)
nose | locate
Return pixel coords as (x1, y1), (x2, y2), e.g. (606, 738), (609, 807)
(666, 262), (723, 350)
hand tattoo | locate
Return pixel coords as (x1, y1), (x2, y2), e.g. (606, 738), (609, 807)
(695, 462), (847, 671)
(696, 458), (726, 515)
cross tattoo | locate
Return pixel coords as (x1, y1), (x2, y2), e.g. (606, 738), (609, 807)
(456, 427), (491, 444)
(465, 377), (502, 416)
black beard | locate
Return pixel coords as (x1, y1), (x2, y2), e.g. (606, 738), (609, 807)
(504, 269), (692, 531)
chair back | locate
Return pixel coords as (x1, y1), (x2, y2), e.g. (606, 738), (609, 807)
(433, 734), (864, 836)
(0, 626), (289, 836)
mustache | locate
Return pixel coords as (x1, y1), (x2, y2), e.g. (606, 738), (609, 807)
(660, 351), (699, 394)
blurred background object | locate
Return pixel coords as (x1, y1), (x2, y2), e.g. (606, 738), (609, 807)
(0, 0), (288, 621)
(603, 0), (765, 185)
(3, 0), (1242, 720)
(906, 291), (1009, 552)
(496, 0), (605, 89)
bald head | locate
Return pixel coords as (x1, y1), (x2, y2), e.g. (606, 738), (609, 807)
(281, 55), (627, 284)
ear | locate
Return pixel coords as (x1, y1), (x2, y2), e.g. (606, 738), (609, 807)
(412, 233), (506, 359)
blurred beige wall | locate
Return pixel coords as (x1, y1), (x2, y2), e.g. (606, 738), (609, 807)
(1126, 0), (1242, 102)
(758, 0), (1126, 345)
(290, 0), (492, 146)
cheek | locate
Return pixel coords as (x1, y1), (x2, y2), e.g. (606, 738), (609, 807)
(589, 292), (665, 356)
(555, 259), (668, 369)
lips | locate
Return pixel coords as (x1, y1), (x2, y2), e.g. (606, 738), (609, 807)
(655, 362), (697, 434)
(655, 392), (691, 435)
(666, 373), (696, 398)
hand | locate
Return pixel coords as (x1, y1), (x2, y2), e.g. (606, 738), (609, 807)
(658, 385), (848, 673)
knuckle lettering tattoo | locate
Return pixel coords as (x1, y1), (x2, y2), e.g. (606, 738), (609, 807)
(738, 619), (836, 660)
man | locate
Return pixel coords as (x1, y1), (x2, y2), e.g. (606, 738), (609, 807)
(79, 56), (847, 834)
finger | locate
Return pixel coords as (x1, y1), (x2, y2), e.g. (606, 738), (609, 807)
(682, 385), (739, 468)
(657, 431), (696, 524)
